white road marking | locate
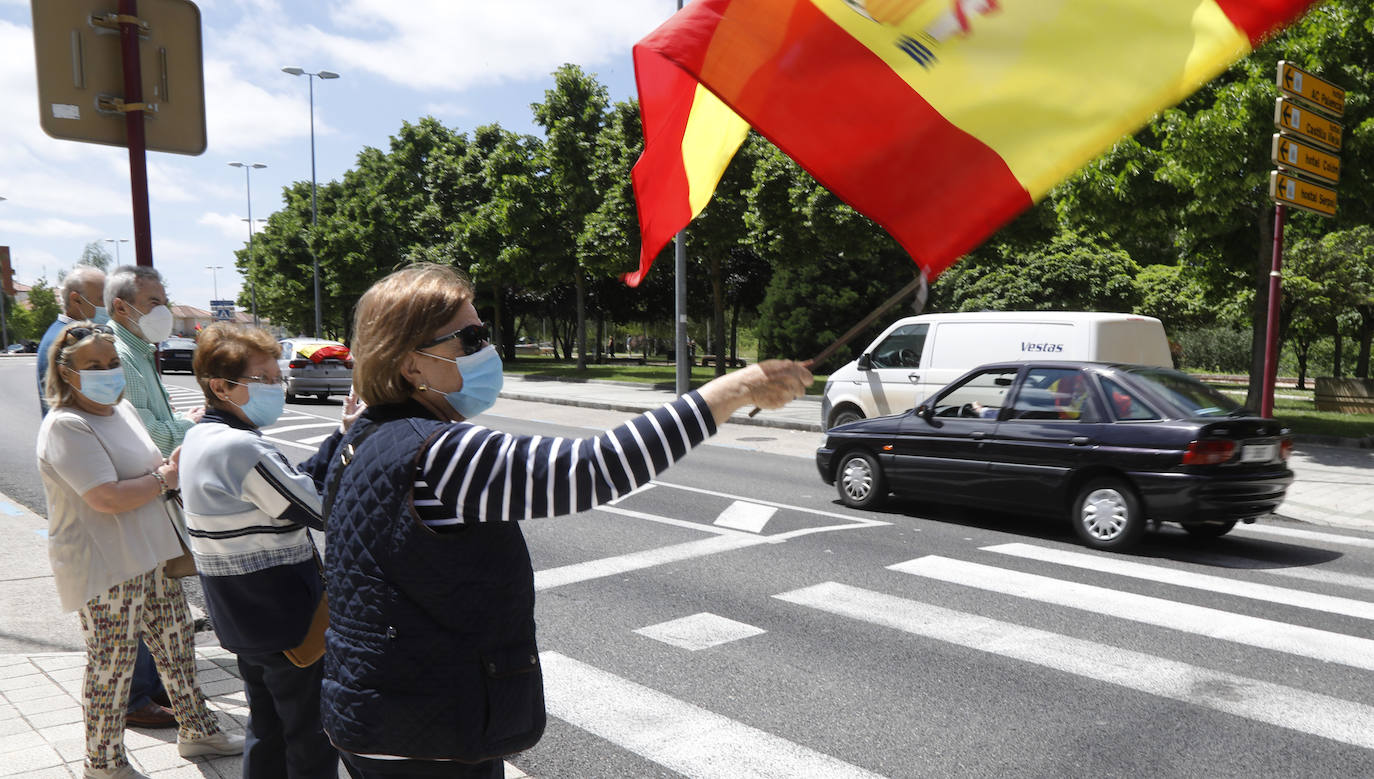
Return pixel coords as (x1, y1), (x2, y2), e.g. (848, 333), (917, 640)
(635, 613), (767, 651)
(774, 582), (1374, 751)
(889, 556), (1374, 671)
(1184, 552), (1374, 594)
(1236, 524), (1374, 549)
(259, 435), (319, 452)
(259, 421), (340, 435)
(714, 501), (778, 533)
(299, 433), (334, 445)
(984, 542), (1374, 622)
(535, 534), (770, 592)
(540, 651), (885, 778)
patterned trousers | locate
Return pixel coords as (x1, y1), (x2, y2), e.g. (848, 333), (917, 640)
(77, 567), (222, 771)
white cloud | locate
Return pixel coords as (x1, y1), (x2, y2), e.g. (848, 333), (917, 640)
(0, 217), (98, 238)
(302, 0), (665, 91)
(198, 211), (255, 240)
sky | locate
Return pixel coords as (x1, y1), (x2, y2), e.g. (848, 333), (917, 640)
(0, 0), (672, 311)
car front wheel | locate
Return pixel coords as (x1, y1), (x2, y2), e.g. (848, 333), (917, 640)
(1072, 477), (1145, 551)
(836, 450), (886, 510)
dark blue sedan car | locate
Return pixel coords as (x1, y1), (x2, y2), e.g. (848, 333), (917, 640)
(816, 361), (1294, 551)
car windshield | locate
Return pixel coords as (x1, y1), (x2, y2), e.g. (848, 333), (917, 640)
(1123, 368), (1244, 418)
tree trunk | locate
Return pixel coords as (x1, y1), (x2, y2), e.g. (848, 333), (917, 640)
(710, 255), (726, 378)
(1245, 210), (1273, 411)
(1357, 308), (1373, 379)
(595, 315), (605, 364)
(490, 281), (505, 360)
(730, 296), (741, 365)
(1296, 339), (1309, 390)
(1333, 327), (1344, 378)
(575, 272), (587, 371)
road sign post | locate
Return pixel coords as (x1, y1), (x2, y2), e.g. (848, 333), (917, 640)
(1261, 64), (1346, 418)
(30, 0), (205, 268)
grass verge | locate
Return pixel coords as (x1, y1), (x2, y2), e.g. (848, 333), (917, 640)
(502, 356), (830, 395)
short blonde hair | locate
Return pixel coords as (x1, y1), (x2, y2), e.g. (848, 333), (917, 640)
(193, 323), (282, 410)
(44, 321), (118, 410)
(352, 263), (474, 405)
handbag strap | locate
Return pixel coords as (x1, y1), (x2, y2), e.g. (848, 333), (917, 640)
(321, 421), (382, 526)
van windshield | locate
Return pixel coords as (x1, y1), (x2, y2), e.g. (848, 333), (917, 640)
(870, 324), (927, 368)
(1123, 368), (1244, 418)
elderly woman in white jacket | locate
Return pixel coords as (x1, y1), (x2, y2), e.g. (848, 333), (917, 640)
(35, 322), (244, 779)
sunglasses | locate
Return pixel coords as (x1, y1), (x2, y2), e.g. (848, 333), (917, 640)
(63, 324), (115, 343)
(418, 323), (490, 356)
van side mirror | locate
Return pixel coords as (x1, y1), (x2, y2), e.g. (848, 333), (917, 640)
(856, 354), (873, 371)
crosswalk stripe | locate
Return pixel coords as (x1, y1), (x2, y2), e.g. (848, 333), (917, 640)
(535, 534), (770, 592)
(983, 542), (1374, 621)
(1236, 524), (1374, 549)
(260, 422), (340, 435)
(299, 433), (333, 445)
(773, 582), (1374, 751)
(889, 556), (1374, 671)
(540, 651), (885, 778)
(1183, 552), (1374, 594)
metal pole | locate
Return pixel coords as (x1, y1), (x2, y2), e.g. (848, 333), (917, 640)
(245, 169), (259, 326)
(0, 286), (8, 350)
(1261, 204), (1286, 418)
(673, 0), (689, 397)
(309, 75), (322, 338)
(118, 0), (153, 268)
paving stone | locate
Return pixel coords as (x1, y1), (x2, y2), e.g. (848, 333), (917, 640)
(0, 743), (64, 775)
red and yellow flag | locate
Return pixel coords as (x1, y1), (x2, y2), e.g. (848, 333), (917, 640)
(626, 0), (1319, 287)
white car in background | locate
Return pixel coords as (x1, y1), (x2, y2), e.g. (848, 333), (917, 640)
(821, 311), (1172, 430)
(278, 338), (353, 401)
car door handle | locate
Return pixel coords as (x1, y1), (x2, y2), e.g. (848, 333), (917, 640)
(1070, 436), (1092, 446)
(971, 431), (986, 440)
(907, 373), (920, 383)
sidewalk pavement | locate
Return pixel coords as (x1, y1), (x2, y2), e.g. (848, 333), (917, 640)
(0, 377), (1368, 776)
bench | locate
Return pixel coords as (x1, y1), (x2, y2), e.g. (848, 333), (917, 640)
(700, 354), (747, 368)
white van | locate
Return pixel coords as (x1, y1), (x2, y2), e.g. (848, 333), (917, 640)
(821, 311), (1171, 429)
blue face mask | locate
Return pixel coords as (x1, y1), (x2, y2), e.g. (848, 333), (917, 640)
(228, 381), (286, 427)
(72, 367), (125, 406)
(78, 294), (110, 325)
(418, 344), (503, 419)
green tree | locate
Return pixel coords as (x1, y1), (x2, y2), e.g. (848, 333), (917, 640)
(935, 231), (1141, 314)
(531, 64), (610, 369)
(79, 242), (112, 270)
(25, 279), (60, 330)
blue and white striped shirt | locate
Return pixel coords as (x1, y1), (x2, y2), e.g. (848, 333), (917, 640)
(413, 391), (715, 527)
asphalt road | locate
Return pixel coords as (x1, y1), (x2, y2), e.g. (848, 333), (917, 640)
(5, 357), (1374, 777)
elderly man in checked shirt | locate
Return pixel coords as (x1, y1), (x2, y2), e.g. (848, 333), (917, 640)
(104, 265), (208, 730)
(106, 266), (206, 455)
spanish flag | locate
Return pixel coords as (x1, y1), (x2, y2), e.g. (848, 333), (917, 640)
(625, 0), (1319, 287)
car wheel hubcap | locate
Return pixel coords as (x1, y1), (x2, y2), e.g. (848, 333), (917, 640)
(841, 459), (872, 501)
(1081, 488), (1129, 540)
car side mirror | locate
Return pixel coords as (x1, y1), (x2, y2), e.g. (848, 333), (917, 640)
(856, 354), (873, 371)
(916, 404), (934, 422)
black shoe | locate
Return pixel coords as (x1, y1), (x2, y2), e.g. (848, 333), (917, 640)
(149, 689), (172, 708)
(125, 701), (176, 729)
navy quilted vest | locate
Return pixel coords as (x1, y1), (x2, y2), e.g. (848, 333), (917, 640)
(320, 401), (545, 761)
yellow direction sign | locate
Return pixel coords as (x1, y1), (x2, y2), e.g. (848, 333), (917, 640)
(31, 0), (206, 155)
(1272, 134), (1340, 185)
(1278, 61), (1345, 118)
(1275, 97), (1342, 151)
(1270, 171), (1336, 218)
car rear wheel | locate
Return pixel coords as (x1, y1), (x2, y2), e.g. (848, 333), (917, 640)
(1182, 520), (1238, 539)
(836, 450), (886, 510)
(829, 406), (864, 429)
(1072, 477), (1145, 551)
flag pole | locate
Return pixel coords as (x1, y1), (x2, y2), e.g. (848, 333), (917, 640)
(748, 271), (928, 417)
(673, 0), (690, 398)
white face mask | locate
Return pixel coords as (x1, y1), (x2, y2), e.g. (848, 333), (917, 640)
(128, 302), (173, 344)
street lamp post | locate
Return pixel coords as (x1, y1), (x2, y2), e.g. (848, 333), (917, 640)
(228, 162), (267, 327)
(206, 264), (223, 300)
(104, 238), (129, 264)
(0, 196), (8, 349)
(281, 66), (340, 338)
